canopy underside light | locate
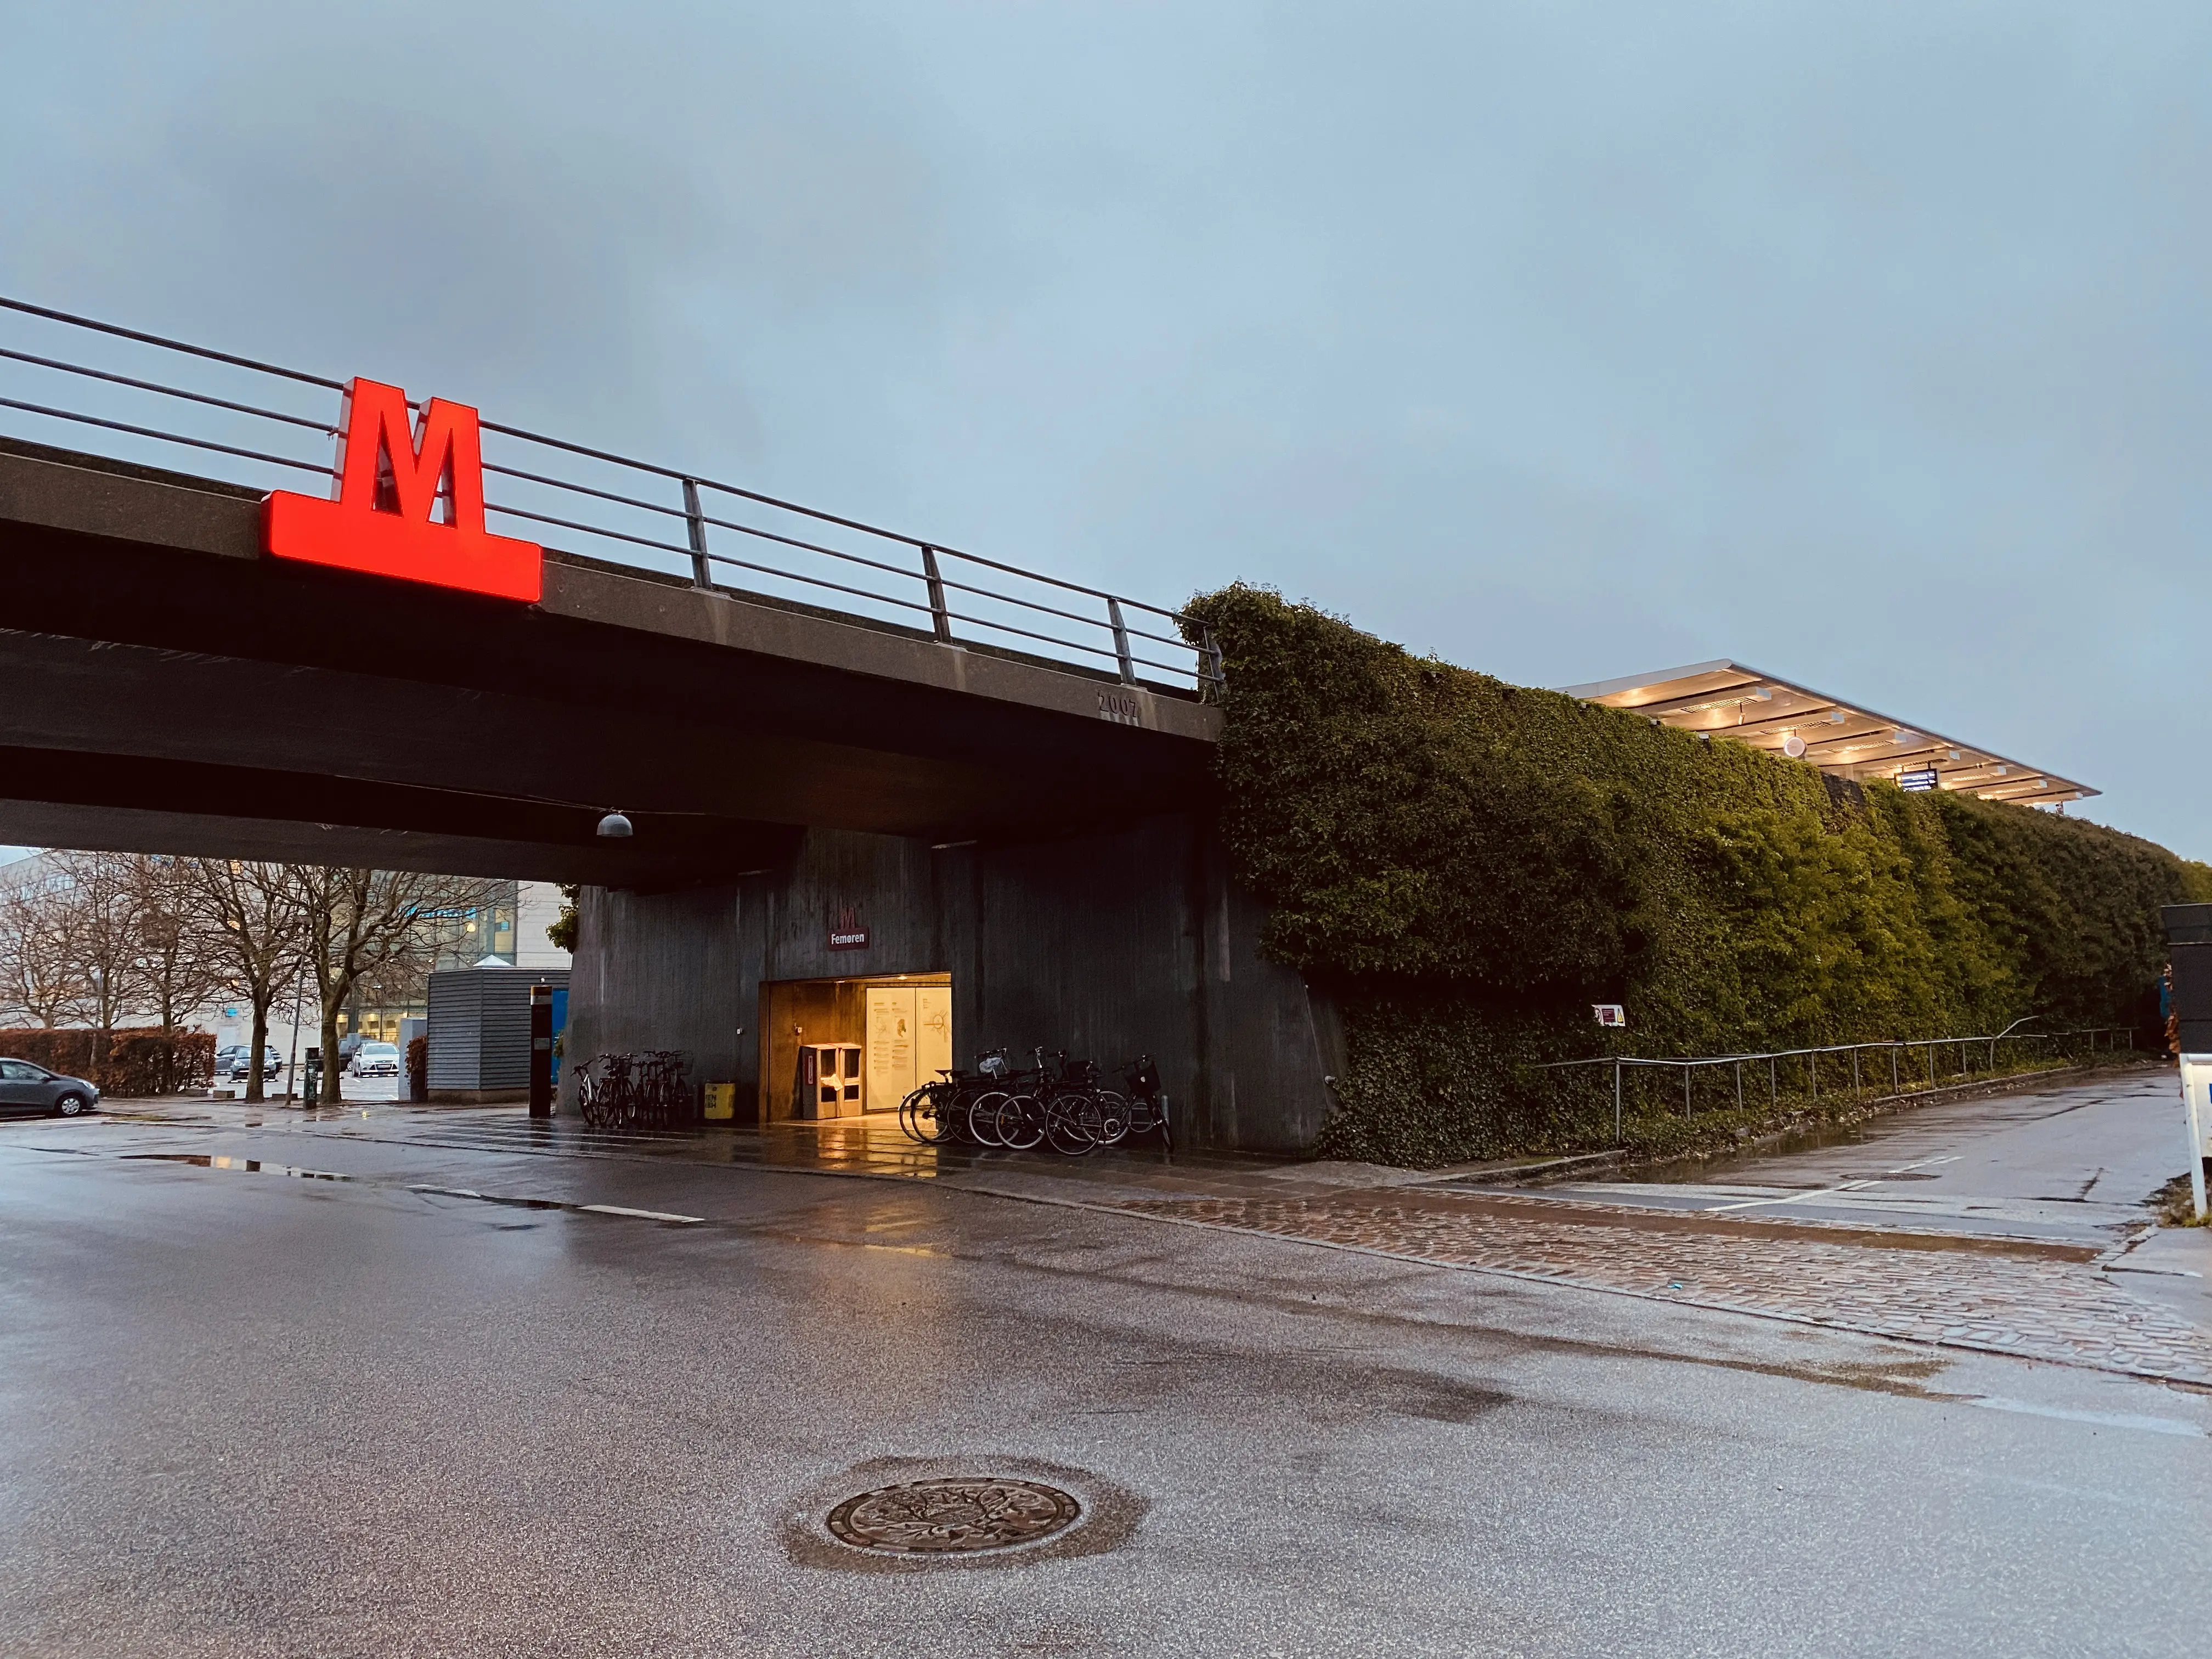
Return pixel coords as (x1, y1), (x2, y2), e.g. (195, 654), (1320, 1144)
(1554, 659), (2094, 806)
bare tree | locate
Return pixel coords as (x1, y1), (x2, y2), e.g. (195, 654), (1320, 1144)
(183, 859), (308, 1105)
(131, 855), (225, 1039)
(0, 869), (86, 1028)
(44, 850), (149, 1033)
(292, 868), (502, 1104)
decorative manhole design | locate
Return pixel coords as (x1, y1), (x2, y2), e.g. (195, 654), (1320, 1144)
(825, 1477), (1082, 1555)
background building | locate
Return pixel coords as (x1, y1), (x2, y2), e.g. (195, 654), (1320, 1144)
(333, 879), (572, 1048)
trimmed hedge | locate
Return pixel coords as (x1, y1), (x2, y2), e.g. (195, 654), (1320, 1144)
(1184, 584), (2211, 1165)
(0, 1029), (216, 1095)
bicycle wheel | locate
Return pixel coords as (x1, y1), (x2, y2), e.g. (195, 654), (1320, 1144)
(968, 1089), (1009, 1146)
(1091, 1090), (1130, 1146)
(996, 1092), (1047, 1150)
(916, 1084), (958, 1144)
(1044, 1092), (1099, 1156)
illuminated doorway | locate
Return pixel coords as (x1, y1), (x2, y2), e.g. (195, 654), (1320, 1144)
(759, 974), (951, 1123)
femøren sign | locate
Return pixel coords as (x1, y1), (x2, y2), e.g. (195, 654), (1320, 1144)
(263, 379), (542, 601)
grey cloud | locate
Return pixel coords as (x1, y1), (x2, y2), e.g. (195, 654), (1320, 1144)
(3, 0), (2208, 849)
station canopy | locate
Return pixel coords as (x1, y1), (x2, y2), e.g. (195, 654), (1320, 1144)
(1554, 659), (2094, 806)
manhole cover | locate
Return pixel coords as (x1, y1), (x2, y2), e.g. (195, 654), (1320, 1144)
(825, 1477), (1082, 1555)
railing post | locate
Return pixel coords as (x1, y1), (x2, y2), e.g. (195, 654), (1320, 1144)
(681, 478), (712, 588)
(919, 545), (953, 644)
(1107, 597), (1137, 685)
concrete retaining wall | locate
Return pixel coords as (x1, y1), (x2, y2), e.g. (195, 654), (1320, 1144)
(562, 812), (1335, 1153)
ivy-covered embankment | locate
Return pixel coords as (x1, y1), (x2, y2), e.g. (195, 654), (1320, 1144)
(1183, 584), (2210, 1165)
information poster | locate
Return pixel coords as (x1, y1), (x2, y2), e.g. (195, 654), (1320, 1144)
(865, 986), (913, 1111)
(865, 983), (953, 1112)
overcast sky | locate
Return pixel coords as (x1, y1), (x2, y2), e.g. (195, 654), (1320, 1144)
(4, 2), (2209, 858)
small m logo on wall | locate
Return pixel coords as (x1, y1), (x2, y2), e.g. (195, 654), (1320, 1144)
(263, 379), (542, 601)
(827, 905), (870, 951)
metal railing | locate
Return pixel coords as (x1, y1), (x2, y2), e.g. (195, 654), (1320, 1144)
(1545, 1023), (2139, 1143)
(0, 295), (1223, 696)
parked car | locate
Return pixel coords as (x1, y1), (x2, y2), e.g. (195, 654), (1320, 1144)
(228, 1046), (283, 1080)
(0, 1058), (100, 1117)
(348, 1041), (401, 1078)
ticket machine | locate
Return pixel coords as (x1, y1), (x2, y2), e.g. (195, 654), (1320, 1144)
(794, 1043), (864, 1120)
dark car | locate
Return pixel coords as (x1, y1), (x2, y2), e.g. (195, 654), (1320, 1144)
(228, 1047), (283, 1080)
(0, 1058), (101, 1116)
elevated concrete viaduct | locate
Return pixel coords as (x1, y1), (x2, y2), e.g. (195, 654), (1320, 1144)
(0, 437), (1334, 1150)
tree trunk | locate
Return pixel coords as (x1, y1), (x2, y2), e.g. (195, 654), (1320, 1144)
(320, 1001), (344, 1104)
(246, 995), (271, 1104)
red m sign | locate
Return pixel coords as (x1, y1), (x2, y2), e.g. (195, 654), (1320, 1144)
(263, 379), (541, 601)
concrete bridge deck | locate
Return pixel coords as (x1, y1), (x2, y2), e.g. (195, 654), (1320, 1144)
(0, 436), (1220, 883)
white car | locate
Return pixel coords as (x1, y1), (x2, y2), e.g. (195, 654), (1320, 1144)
(348, 1041), (402, 1078)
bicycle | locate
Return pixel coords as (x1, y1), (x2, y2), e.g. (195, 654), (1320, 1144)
(898, 1049), (1012, 1146)
(577, 1050), (692, 1130)
(896, 1045), (1171, 1159)
(997, 1049), (1110, 1157)
(1113, 1053), (1172, 1151)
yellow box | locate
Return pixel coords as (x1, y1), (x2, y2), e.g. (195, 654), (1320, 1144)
(703, 1082), (737, 1121)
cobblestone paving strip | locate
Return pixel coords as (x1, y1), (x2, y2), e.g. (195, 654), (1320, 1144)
(1116, 1193), (2212, 1386)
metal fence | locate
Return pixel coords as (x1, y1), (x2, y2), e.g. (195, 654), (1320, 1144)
(1545, 1025), (2139, 1142)
(0, 295), (1223, 696)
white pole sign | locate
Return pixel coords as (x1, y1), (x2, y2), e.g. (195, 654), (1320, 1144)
(2180, 1054), (2211, 1221)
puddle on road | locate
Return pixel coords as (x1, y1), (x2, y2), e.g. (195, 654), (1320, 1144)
(101, 1154), (702, 1225)
(119, 1153), (351, 1181)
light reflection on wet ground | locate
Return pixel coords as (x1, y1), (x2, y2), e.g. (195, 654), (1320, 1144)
(61, 1066), (2187, 1255)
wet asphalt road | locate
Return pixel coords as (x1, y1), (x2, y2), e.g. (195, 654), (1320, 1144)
(1, 1108), (2207, 1657)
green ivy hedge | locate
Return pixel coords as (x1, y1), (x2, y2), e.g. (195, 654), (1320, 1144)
(1184, 583), (2211, 1165)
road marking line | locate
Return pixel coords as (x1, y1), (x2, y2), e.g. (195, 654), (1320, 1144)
(1967, 1397), (2203, 1437)
(410, 1185), (704, 1223)
(1702, 1180), (1878, 1214)
(579, 1203), (705, 1224)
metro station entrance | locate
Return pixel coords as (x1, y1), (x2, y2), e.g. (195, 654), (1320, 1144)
(758, 974), (951, 1124)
